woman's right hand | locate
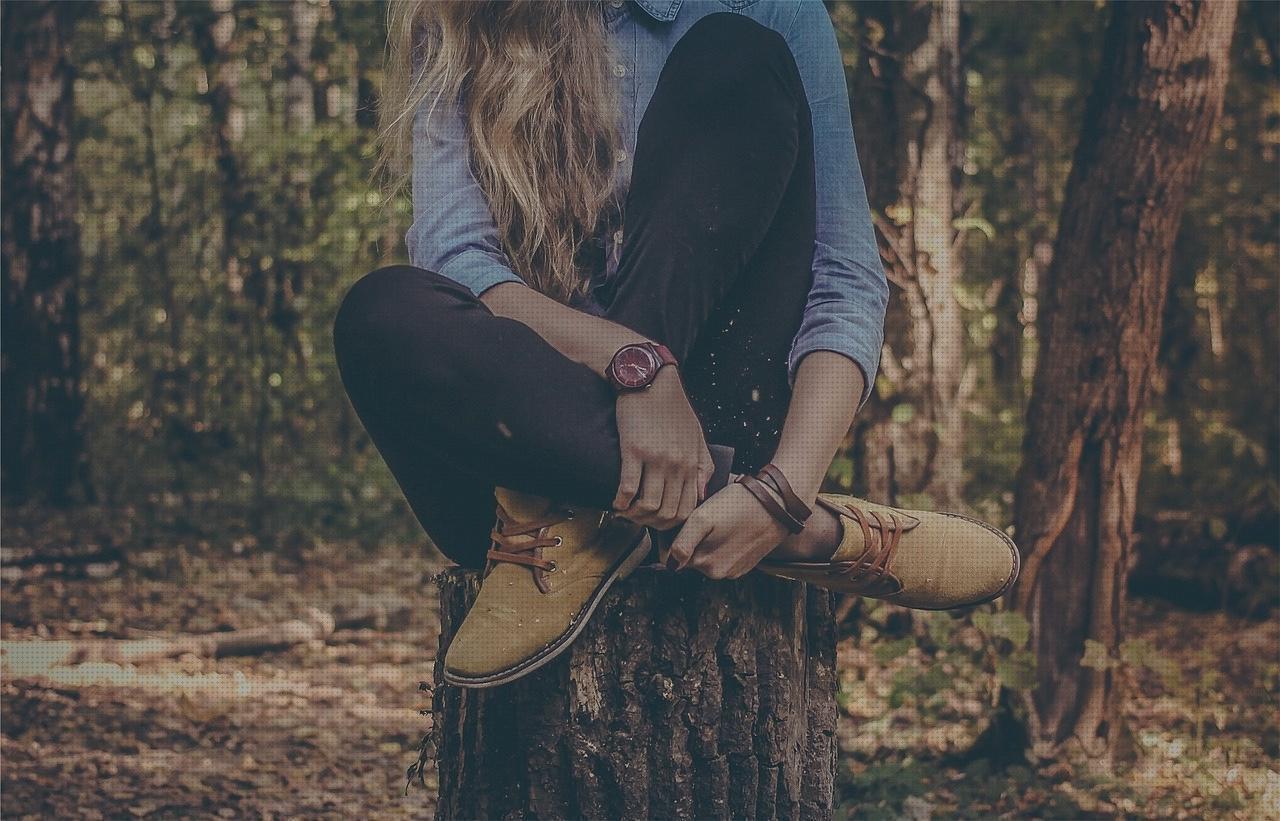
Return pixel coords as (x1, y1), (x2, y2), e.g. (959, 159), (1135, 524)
(612, 368), (714, 530)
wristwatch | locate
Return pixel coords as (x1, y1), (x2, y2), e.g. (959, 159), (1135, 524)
(605, 341), (678, 391)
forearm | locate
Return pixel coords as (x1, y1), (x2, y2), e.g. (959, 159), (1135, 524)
(480, 282), (650, 378)
(769, 351), (866, 503)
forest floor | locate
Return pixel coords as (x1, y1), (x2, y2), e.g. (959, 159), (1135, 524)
(2, 508), (1276, 820)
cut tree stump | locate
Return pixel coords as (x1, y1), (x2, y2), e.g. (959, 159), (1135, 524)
(428, 566), (838, 820)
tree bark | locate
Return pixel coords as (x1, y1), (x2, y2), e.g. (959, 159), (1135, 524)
(850, 0), (967, 509)
(1, 1), (90, 506)
(428, 568), (838, 821)
(1011, 0), (1237, 767)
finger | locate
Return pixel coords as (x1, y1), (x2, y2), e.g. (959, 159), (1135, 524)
(676, 475), (698, 524)
(668, 514), (711, 571)
(630, 465), (666, 519)
(656, 470), (688, 528)
(692, 539), (732, 580)
(613, 454), (642, 511)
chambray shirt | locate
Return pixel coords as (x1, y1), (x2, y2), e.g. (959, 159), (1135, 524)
(406, 0), (888, 407)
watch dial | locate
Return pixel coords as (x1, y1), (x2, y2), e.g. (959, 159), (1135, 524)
(613, 346), (655, 388)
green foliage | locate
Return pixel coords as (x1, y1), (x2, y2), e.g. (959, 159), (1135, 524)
(68, 2), (422, 547)
(846, 603), (1034, 733)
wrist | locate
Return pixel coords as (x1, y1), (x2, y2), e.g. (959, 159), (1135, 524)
(616, 363), (682, 405)
(606, 340), (678, 392)
(596, 332), (650, 380)
(764, 456), (824, 504)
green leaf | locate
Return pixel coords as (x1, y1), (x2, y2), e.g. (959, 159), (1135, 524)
(874, 637), (914, 664)
(989, 611), (1030, 647)
(1080, 639), (1116, 670)
(995, 650), (1036, 690)
(828, 455), (855, 488)
(1119, 638), (1157, 668)
(891, 403), (916, 425)
(919, 663), (952, 694)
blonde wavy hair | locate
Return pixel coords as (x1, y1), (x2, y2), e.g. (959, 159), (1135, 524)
(376, 0), (623, 302)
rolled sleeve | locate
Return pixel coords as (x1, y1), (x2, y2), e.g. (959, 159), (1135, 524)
(783, 1), (889, 410)
(405, 90), (526, 298)
(435, 249), (524, 298)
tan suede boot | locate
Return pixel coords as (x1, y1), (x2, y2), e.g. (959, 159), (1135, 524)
(442, 488), (649, 688)
(756, 493), (1020, 610)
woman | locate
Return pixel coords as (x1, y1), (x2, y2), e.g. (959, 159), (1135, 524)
(334, 0), (1018, 689)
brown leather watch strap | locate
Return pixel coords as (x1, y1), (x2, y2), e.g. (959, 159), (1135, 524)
(756, 463), (812, 525)
(650, 342), (678, 368)
(736, 473), (806, 534)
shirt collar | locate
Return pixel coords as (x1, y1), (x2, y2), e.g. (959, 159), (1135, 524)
(632, 0), (683, 22)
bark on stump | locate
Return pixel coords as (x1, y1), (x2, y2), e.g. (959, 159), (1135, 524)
(430, 566), (838, 820)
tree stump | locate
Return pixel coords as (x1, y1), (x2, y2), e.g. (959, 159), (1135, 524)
(428, 566), (838, 820)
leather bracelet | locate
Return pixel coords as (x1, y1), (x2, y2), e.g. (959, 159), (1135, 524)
(756, 463), (813, 525)
(736, 473), (806, 534)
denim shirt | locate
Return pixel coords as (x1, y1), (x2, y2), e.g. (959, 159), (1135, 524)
(406, 0), (888, 408)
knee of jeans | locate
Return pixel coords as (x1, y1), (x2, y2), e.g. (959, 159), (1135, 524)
(667, 13), (799, 105)
(332, 264), (462, 361)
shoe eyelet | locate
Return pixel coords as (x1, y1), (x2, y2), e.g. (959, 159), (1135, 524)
(553, 536), (563, 546)
(564, 509), (576, 520)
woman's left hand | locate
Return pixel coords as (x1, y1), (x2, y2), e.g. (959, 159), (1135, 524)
(665, 482), (792, 579)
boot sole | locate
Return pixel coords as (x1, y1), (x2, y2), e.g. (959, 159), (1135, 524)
(441, 528), (651, 689)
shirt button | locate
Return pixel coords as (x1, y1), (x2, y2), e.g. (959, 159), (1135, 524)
(610, 0), (624, 7)
(613, 63), (627, 78)
(614, 149), (628, 164)
(613, 229), (624, 244)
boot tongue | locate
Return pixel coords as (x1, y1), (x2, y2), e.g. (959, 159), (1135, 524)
(816, 495), (919, 563)
(493, 487), (555, 523)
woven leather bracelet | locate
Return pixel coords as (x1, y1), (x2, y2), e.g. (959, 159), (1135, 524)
(735, 472), (807, 534)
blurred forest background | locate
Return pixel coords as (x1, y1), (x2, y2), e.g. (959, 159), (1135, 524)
(2, 0), (1276, 818)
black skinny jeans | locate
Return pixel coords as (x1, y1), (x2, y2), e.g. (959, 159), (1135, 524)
(334, 14), (817, 568)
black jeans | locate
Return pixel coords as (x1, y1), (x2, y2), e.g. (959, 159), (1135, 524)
(334, 14), (816, 568)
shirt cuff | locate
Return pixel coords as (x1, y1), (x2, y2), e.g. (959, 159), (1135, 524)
(787, 333), (880, 413)
(436, 249), (526, 299)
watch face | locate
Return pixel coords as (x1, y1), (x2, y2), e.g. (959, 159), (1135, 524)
(611, 345), (657, 389)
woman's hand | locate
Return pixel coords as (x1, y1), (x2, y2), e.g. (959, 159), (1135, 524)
(665, 481), (792, 579)
(613, 368), (713, 530)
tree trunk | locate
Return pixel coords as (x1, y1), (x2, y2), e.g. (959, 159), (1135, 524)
(850, 0), (967, 509)
(428, 568), (839, 820)
(1011, 0), (1237, 768)
(1, 1), (90, 506)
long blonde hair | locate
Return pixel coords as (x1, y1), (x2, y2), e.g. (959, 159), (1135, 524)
(377, 0), (622, 302)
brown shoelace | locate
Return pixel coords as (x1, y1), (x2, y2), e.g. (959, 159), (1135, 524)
(486, 503), (570, 573)
(826, 500), (907, 586)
